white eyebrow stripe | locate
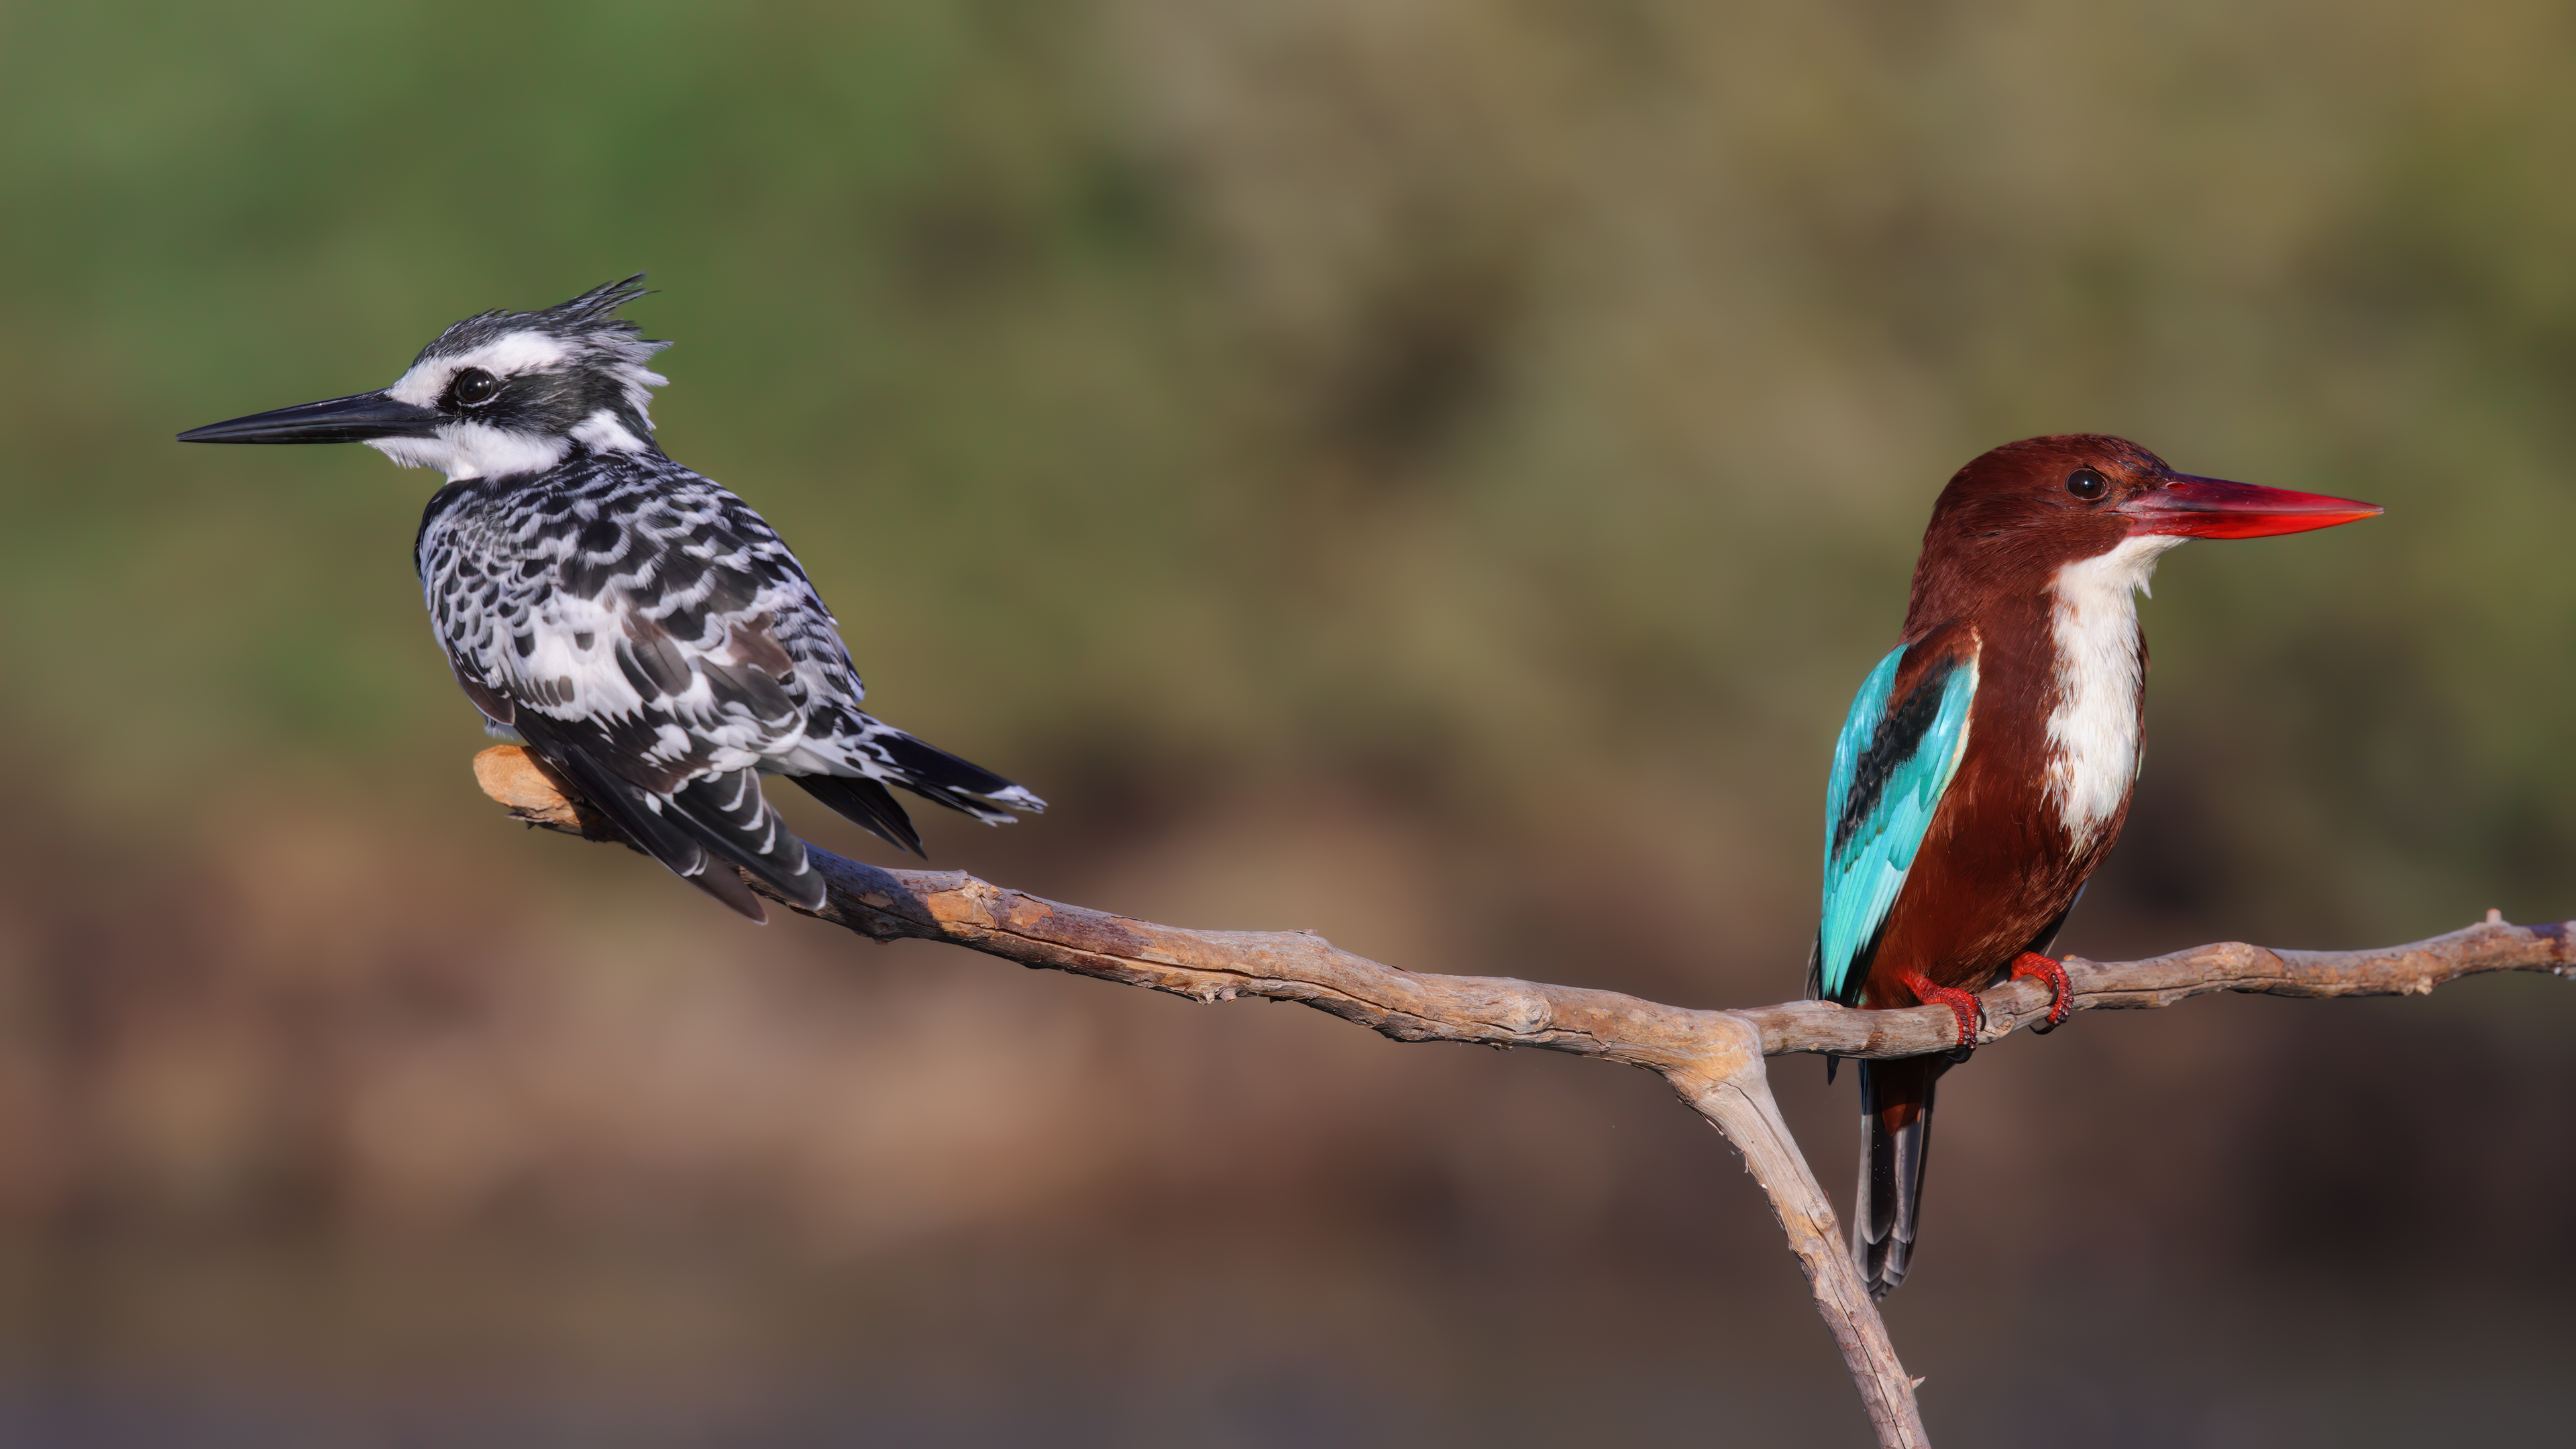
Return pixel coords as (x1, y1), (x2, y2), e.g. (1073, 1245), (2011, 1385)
(383, 329), (574, 406)
(466, 330), (573, 376)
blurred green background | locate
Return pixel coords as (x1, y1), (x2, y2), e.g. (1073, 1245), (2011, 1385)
(3, 1), (2573, 1444)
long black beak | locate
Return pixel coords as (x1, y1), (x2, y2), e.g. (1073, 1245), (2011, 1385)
(178, 390), (443, 445)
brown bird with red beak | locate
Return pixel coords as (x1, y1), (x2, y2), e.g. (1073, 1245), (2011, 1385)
(1811, 435), (2379, 1297)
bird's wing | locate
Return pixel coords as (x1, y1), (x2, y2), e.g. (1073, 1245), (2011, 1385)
(1814, 625), (1982, 1006)
(420, 460), (841, 915)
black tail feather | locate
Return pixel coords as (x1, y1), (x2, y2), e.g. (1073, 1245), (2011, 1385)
(869, 727), (1040, 822)
(1854, 1055), (1949, 1300)
(536, 747), (774, 922)
(659, 766), (825, 912)
(794, 773), (925, 857)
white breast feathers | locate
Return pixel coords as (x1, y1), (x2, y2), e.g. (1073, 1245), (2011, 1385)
(2044, 533), (2186, 851)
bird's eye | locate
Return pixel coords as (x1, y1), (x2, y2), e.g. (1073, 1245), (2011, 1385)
(2065, 468), (2108, 500)
(449, 368), (500, 408)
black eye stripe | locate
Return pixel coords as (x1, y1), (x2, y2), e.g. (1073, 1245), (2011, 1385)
(2066, 468), (2108, 500)
(449, 367), (500, 408)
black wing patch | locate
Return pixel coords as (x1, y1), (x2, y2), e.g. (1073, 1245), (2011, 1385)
(1831, 653), (1966, 861)
(794, 775), (925, 857)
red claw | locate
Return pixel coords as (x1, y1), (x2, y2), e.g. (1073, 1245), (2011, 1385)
(1896, 968), (1985, 1049)
(2009, 952), (2074, 1033)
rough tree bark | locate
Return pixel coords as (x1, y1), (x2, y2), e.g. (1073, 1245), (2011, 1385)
(474, 745), (2576, 1449)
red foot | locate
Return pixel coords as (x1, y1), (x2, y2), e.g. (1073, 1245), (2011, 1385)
(1896, 968), (1984, 1049)
(2009, 951), (2074, 1034)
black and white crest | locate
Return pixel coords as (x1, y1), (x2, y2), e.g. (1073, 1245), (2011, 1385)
(371, 275), (674, 480)
(182, 276), (1045, 922)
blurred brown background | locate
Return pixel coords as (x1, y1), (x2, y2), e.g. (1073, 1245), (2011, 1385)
(3, 1), (2574, 1444)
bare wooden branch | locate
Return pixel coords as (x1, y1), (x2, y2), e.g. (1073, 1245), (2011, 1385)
(1666, 1024), (1931, 1448)
(472, 746), (2572, 1449)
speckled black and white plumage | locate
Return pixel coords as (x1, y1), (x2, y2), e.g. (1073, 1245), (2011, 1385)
(195, 276), (1042, 921)
(420, 444), (1042, 918)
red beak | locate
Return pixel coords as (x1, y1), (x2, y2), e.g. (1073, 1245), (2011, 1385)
(2119, 474), (2384, 539)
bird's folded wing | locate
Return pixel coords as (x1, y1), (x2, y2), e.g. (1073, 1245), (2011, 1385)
(498, 611), (824, 915)
(427, 498), (837, 914)
(486, 590), (809, 773)
(425, 478), (829, 775)
(1815, 629), (1981, 1005)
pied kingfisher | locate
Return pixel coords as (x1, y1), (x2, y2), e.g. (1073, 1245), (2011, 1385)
(180, 276), (1044, 922)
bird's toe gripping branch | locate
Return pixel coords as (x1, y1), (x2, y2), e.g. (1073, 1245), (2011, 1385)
(1894, 968), (1984, 1053)
(2008, 951), (2074, 1034)
(472, 747), (633, 847)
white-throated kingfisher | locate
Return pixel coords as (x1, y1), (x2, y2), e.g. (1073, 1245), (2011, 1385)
(1811, 435), (2379, 1298)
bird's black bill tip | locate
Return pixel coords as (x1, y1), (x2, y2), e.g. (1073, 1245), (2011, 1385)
(178, 390), (441, 445)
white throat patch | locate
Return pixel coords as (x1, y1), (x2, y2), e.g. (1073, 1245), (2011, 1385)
(2043, 532), (2186, 851)
(368, 423), (568, 481)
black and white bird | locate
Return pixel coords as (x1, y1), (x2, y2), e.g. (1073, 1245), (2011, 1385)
(179, 276), (1044, 922)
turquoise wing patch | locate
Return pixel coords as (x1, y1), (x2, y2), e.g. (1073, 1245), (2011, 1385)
(1815, 641), (1980, 1005)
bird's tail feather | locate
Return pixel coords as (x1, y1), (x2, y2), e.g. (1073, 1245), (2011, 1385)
(853, 722), (1046, 827)
(1854, 1054), (1949, 1300)
(538, 747), (820, 922)
(794, 773), (925, 857)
